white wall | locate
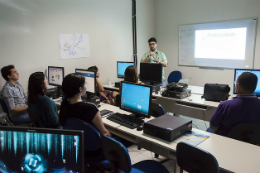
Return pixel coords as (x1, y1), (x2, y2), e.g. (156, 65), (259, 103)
(0, 0), (133, 91)
(136, 0), (155, 71)
(154, 0), (260, 92)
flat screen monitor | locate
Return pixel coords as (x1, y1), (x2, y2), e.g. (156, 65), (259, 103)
(117, 61), (135, 78)
(234, 69), (260, 96)
(140, 63), (162, 84)
(48, 66), (64, 87)
(0, 126), (84, 173)
(75, 69), (96, 94)
(120, 81), (152, 118)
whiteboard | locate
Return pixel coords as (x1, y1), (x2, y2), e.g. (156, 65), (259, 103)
(178, 18), (257, 69)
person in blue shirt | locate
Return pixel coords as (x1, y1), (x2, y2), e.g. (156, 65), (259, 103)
(28, 72), (60, 128)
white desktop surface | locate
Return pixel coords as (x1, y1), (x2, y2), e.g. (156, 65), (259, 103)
(197, 131), (260, 173)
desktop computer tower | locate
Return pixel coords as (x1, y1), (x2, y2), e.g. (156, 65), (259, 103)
(143, 114), (192, 142)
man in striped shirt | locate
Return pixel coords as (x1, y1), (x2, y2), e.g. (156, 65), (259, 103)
(1, 65), (31, 124)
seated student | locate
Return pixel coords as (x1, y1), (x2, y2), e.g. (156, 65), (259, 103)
(88, 66), (119, 106)
(0, 65), (31, 124)
(59, 73), (110, 159)
(209, 72), (260, 136)
(124, 65), (142, 84)
(27, 72), (59, 128)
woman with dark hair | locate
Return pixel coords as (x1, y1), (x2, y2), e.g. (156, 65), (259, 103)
(59, 73), (110, 159)
(88, 66), (119, 105)
(124, 65), (142, 84)
(28, 72), (59, 128)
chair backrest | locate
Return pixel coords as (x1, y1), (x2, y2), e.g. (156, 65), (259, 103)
(27, 109), (44, 127)
(101, 135), (132, 173)
(151, 103), (165, 117)
(229, 123), (260, 145)
(0, 98), (13, 123)
(63, 118), (101, 151)
(167, 71), (182, 84)
(176, 142), (219, 173)
(0, 98), (8, 114)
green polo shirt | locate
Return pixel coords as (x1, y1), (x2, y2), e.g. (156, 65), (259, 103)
(141, 49), (167, 80)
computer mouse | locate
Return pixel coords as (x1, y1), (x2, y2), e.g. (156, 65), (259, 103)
(137, 125), (144, 131)
(188, 98), (192, 101)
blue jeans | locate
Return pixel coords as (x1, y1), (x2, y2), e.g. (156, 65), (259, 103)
(11, 112), (31, 124)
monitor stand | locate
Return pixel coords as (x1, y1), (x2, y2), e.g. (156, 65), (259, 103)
(128, 113), (150, 119)
(81, 93), (100, 105)
(52, 86), (63, 99)
(150, 82), (162, 94)
(115, 81), (121, 88)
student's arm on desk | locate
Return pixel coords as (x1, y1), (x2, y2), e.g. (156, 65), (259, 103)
(92, 112), (111, 137)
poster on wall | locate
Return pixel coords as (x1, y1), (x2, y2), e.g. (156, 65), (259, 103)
(59, 34), (90, 59)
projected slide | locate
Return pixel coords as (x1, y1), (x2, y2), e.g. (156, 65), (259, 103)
(195, 28), (247, 60)
(178, 18), (257, 69)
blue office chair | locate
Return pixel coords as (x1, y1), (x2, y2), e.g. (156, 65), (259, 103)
(101, 135), (169, 173)
(151, 103), (165, 117)
(176, 142), (220, 173)
(229, 123), (260, 146)
(0, 98), (32, 126)
(63, 118), (111, 170)
(167, 71), (182, 84)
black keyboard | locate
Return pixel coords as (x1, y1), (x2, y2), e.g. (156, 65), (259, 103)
(107, 113), (144, 129)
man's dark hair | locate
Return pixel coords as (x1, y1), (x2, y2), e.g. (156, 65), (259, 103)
(238, 72), (258, 93)
(88, 66), (98, 72)
(1, 65), (15, 81)
(148, 37), (157, 43)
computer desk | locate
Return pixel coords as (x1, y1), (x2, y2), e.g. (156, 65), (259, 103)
(53, 100), (260, 173)
(99, 103), (260, 173)
(102, 84), (221, 122)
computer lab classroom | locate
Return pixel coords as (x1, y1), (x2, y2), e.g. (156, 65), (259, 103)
(1, 1), (260, 173)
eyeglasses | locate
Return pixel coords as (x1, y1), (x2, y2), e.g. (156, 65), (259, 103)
(149, 43), (156, 46)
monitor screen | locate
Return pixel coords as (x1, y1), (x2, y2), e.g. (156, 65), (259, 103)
(75, 69), (96, 94)
(120, 82), (151, 117)
(117, 62), (135, 78)
(48, 66), (64, 86)
(140, 63), (162, 83)
(0, 126), (84, 173)
(234, 69), (260, 95)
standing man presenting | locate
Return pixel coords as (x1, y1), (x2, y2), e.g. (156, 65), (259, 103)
(141, 37), (168, 87)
